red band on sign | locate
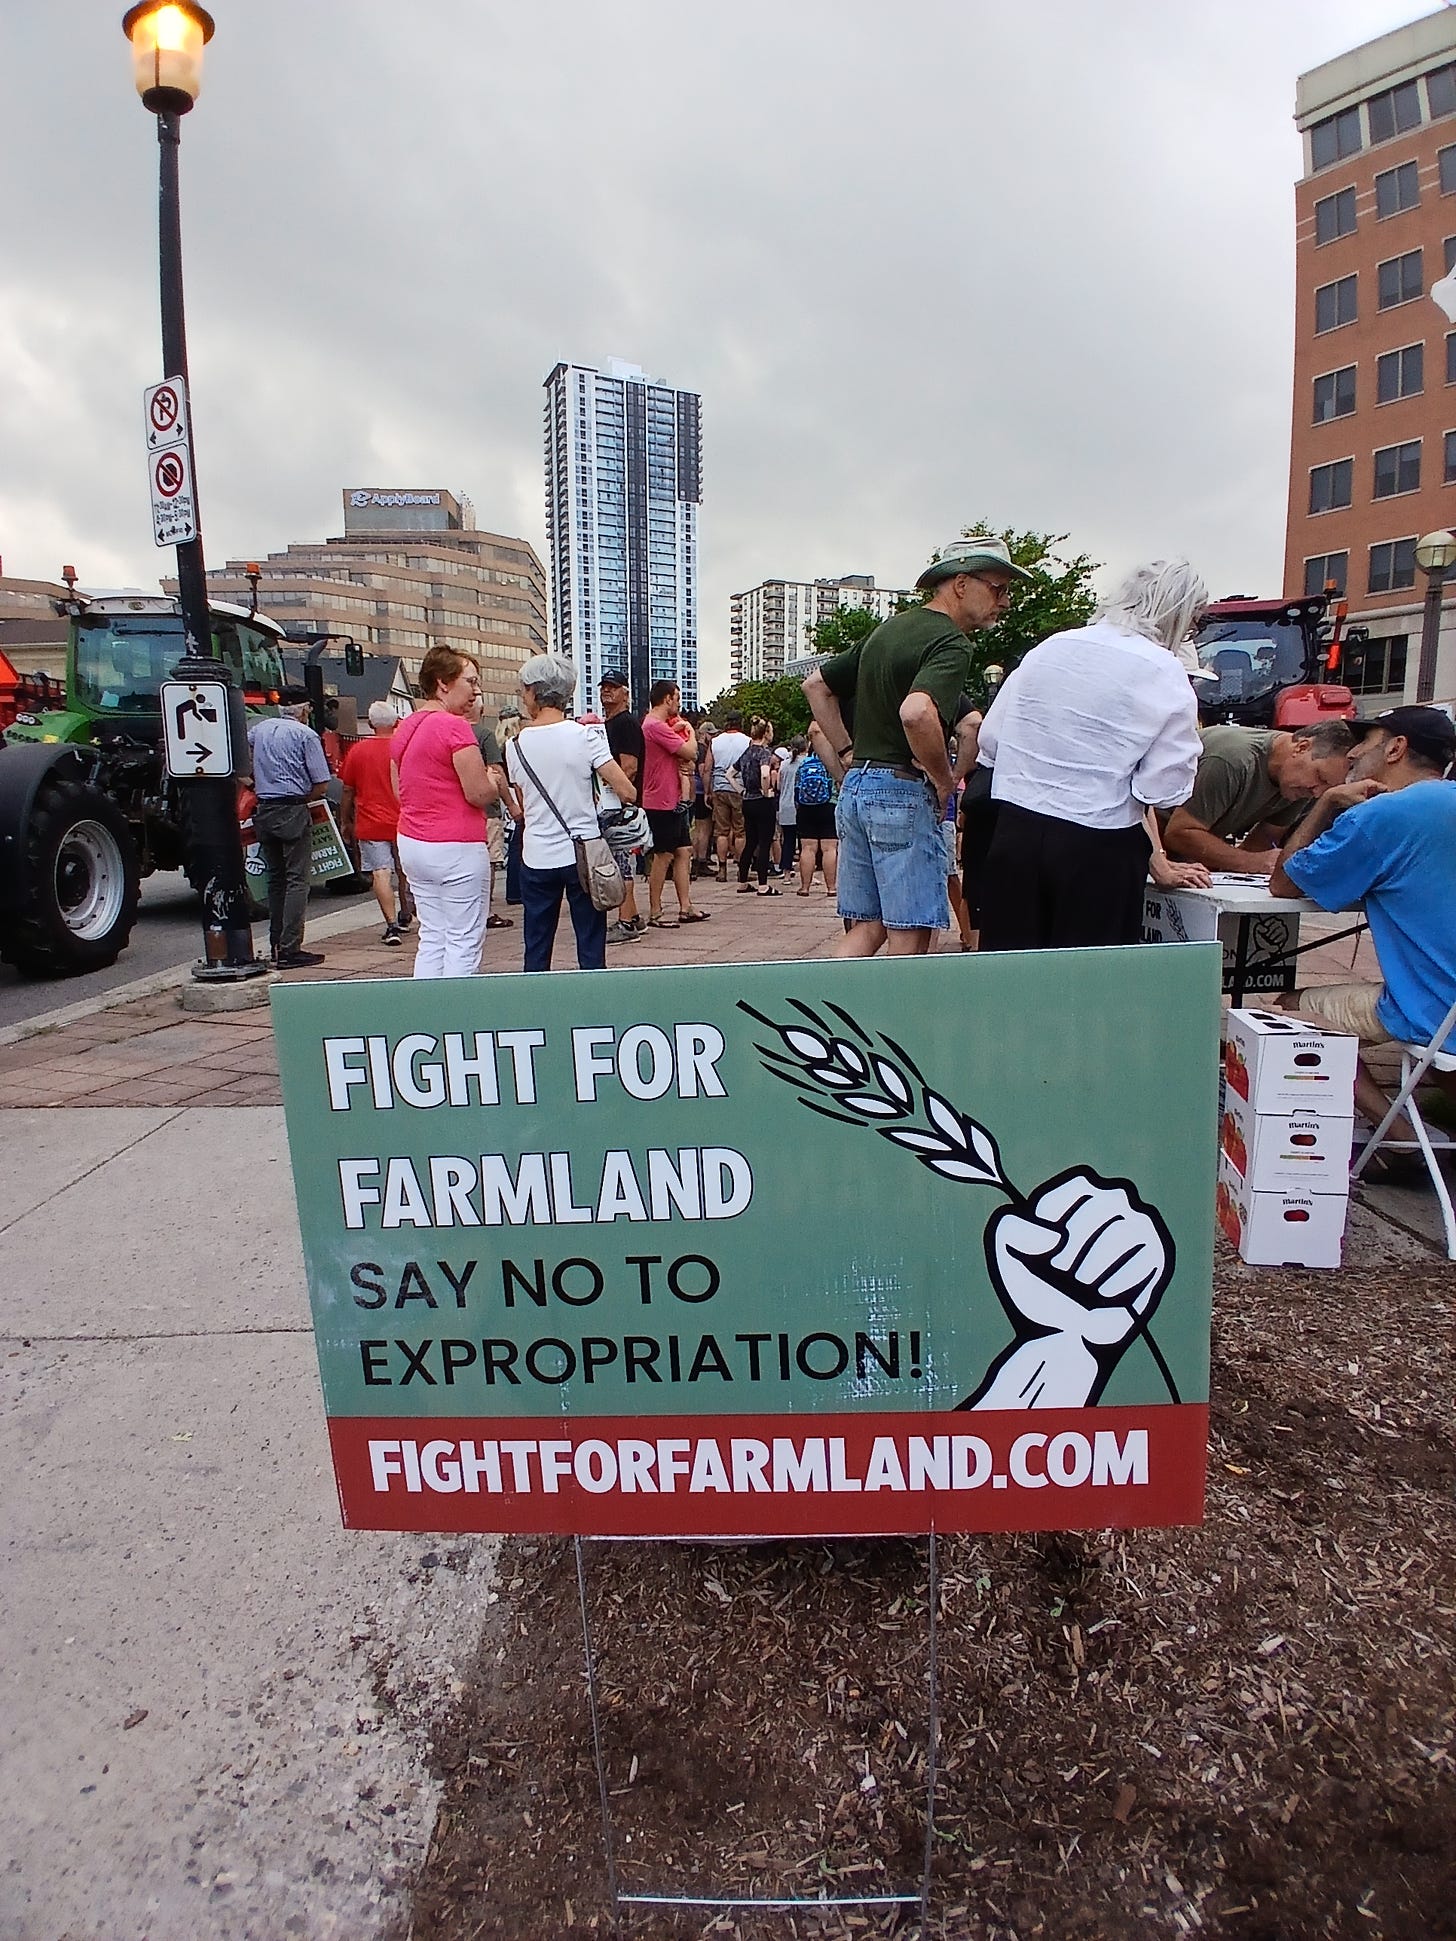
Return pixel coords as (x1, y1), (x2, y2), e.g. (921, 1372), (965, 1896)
(325, 1405), (1208, 1538)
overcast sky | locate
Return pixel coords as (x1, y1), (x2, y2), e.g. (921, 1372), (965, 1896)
(0, 0), (1437, 692)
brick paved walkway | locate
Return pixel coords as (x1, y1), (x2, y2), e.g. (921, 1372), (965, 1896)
(0, 885), (1386, 1111)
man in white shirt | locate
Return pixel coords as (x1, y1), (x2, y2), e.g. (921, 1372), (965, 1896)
(708, 710), (751, 882)
(976, 560), (1206, 951)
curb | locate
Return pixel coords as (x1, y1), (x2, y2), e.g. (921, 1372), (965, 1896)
(0, 899), (381, 1050)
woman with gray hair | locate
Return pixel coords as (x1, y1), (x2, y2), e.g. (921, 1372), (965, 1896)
(503, 654), (636, 971)
(975, 559), (1208, 950)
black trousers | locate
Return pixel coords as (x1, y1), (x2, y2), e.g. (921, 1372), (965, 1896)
(738, 798), (777, 885)
(978, 803), (1151, 952)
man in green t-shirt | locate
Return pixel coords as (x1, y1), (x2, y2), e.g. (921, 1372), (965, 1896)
(802, 536), (1029, 956)
(1162, 721), (1355, 873)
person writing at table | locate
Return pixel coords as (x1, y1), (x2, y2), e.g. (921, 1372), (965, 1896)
(1162, 721), (1355, 875)
(1270, 706), (1456, 1154)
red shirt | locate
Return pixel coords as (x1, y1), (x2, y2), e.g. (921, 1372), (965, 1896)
(641, 713), (693, 811)
(339, 733), (400, 842)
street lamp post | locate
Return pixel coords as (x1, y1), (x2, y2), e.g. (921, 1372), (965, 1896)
(123, 2), (264, 980)
(1412, 529), (1456, 707)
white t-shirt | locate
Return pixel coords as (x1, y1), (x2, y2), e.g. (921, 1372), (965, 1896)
(507, 720), (613, 868)
(977, 620), (1201, 830)
(711, 730), (750, 790)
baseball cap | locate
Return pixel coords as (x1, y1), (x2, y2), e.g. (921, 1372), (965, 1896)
(915, 536), (1035, 591)
(599, 669), (629, 688)
(1357, 705), (1456, 770)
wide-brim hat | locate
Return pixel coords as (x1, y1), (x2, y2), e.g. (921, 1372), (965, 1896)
(915, 535), (1034, 591)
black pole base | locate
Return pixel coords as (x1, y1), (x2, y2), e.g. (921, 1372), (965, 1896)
(191, 958), (271, 984)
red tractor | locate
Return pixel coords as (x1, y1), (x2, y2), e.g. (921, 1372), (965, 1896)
(1192, 592), (1364, 729)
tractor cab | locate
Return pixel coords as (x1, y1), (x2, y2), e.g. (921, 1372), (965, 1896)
(4, 593), (286, 748)
(1192, 594), (1357, 730)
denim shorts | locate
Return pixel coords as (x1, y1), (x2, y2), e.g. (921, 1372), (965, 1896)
(835, 767), (950, 931)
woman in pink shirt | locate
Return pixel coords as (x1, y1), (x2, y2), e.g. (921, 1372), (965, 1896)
(391, 647), (498, 977)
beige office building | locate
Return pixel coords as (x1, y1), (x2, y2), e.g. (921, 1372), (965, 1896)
(730, 574), (912, 683)
(199, 490), (548, 715)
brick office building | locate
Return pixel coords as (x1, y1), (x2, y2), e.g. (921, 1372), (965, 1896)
(1288, 11), (1456, 706)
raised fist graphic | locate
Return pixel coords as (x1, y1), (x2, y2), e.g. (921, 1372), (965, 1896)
(960, 1170), (1174, 1411)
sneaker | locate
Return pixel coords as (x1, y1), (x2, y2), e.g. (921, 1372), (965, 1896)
(395, 912), (415, 932)
(606, 921), (642, 945)
(382, 924), (403, 946)
(274, 948), (326, 969)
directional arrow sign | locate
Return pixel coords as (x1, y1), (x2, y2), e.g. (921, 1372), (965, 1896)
(143, 375), (191, 454)
(160, 679), (235, 779)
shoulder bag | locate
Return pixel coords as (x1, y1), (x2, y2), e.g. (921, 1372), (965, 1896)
(511, 737), (626, 913)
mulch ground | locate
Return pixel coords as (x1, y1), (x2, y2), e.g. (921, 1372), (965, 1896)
(405, 1245), (1455, 1941)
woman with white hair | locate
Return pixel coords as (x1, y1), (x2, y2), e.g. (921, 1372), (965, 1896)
(975, 559), (1210, 951)
(504, 654), (637, 971)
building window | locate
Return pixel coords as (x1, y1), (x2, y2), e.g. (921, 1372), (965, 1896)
(1315, 274), (1358, 331)
(1309, 458), (1354, 513)
(1374, 440), (1421, 497)
(1447, 236), (1456, 274)
(1350, 634), (1409, 695)
(1429, 63), (1456, 120)
(1311, 106), (1363, 169)
(1304, 552), (1349, 597)
(1367, 538), (1418, 592)
(1313, 365), (1357, 420)
(1375, 160), (1420, 218)
(1446, 429), (1456, 482)
(1442, 145), (1456, 194)
(1368, 80), (1422, 145)
(1377, 248), (1423, 308)
(1376, 343), (1423, 402)
(1315, 185), (1358, 243)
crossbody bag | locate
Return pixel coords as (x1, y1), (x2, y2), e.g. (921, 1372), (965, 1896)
(510, 738), (626, 913)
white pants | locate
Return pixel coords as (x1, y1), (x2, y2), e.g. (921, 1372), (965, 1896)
(397, 836), (491, 979)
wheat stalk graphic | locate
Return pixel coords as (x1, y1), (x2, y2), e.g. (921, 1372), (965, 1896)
(737, 997), (1025, 1206)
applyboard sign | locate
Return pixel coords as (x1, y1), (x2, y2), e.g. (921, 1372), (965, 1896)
(272, 949), (1219, 1538)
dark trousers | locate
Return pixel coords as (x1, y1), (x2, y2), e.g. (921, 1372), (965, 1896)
(520, 860), (606, 971)
(505, 824), (523, 905)
(778, 824), (798, 875)
(253, 797), (312, 955)
(738, 798), (777, 885)
(978, 803), (1151, 952)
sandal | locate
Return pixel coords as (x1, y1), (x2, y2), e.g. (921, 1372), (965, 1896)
(737, 883), (756, 894)
(485, 914), (514, 929)
(680, 908), (711, 923)
(648, 913), (679, 929)
(795, 888), (812, 896)
(758, 886), (781, 896)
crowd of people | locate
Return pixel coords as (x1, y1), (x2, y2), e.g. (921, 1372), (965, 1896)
(254, 533), (1456, 1150)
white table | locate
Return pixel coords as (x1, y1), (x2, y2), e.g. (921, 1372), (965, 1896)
(1142, 874), (1328, 1005)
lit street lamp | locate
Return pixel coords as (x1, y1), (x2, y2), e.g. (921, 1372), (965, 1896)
(1412, 529), (1456, 707)
(122, 2), (264, 980)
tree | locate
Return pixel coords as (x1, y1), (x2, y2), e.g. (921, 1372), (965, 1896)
(953, 523), (1100, 694)
(702, 675), (810, 738)
(810, 604), (889, 656)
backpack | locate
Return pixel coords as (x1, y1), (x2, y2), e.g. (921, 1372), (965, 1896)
(795, 754), (831, 806)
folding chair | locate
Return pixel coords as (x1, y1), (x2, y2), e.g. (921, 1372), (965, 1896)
(1350, 993), (1456, 1259)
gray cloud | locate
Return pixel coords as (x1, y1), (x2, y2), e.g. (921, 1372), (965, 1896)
(0, 0), (1427, 689)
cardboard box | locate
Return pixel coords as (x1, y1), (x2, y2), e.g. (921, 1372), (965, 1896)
(1142, 893), (1300, 996)
(1223, 1008), (1358, 1116)
(1220, 1083), (1353, 1196)
(1216, 1152), (1346, 1269)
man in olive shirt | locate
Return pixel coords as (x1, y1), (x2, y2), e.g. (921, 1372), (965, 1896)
(802, 536), (1028, 956)
(1162, 721), (1355, 873)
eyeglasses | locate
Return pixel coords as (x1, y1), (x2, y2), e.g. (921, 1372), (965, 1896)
(971, 575), (1014, 603)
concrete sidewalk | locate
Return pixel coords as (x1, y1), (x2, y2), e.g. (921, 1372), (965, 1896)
(0, 1106), (498, 1941)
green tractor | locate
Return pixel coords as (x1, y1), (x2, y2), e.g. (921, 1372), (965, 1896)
(0, 590), (287, 977)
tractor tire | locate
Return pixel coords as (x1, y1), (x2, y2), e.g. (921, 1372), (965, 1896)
(3, 778), (141, 978)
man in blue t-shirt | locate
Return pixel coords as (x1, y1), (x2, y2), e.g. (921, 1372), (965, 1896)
(1270, 705), (1456, 1137)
